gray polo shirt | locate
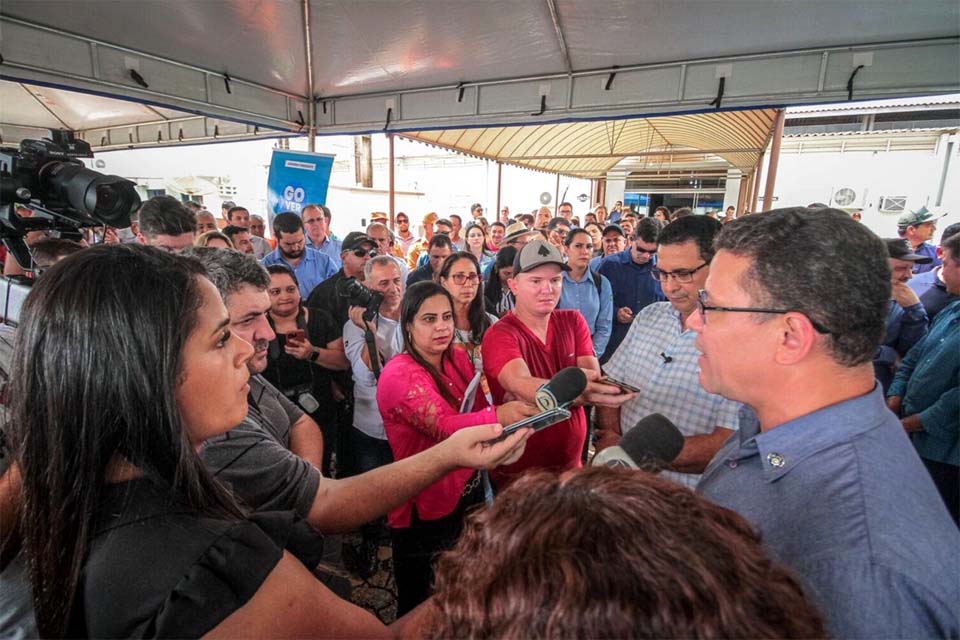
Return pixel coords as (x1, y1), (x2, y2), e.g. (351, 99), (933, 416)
(698, 386), (960, 639)
(199, 375), (320, 518)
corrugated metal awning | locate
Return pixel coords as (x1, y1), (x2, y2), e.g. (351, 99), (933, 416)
(400, 109), (779, 179)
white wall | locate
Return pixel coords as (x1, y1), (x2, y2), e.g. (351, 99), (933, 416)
(772, 140), (960, 243)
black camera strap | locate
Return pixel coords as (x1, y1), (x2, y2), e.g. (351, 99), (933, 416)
(364, 323), (382, 380)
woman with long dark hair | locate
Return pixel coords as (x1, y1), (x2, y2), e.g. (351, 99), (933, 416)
(11, 244), (520, 638)
(377, 282), (536, 616)
(462, 222), (494, 272)
(437, 252), (498, 377)
(483, 245), (517, 317)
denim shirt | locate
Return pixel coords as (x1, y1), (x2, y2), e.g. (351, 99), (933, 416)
(698, 387), (960, 639)
(889, 300), (960, 465)
(558, 269), (613, 356)
(873, 299), (927, 392)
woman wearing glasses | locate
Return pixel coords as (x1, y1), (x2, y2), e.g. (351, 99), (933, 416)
(377, 282), (537, 615)
(437, 252), (499, 379)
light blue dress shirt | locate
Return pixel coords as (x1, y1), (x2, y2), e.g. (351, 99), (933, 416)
(261, 247), (338, 299)
(307, 236), (343, 268)
(557, 269), (613, 357)
(698, 387), (960, 639)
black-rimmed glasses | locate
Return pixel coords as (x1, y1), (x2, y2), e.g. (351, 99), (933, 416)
(652, 263), (707, 284)
(696, 289), (831, 334)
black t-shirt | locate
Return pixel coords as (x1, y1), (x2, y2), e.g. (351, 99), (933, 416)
(68, 478), (322, 638)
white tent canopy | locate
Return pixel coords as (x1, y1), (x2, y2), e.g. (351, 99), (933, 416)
(1, 0), (958, 147)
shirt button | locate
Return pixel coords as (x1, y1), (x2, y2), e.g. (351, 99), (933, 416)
(766, 452), (786, 468)
(727, 460), (738, 469)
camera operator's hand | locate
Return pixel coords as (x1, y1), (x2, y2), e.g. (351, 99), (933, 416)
(348, 305), (377, 333)
(441, 423), (532, 470)
(284, 337), (314, 361)
(103, 227), (120, 245)
(495, 400), (540, 427)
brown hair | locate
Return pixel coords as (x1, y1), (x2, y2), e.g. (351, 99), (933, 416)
(426, 467), (824, 639)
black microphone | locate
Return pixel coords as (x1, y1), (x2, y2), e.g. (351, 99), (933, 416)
(534, 367), (588, 411)
(592, 413), (684, 471)
(660, 352), (673, 364)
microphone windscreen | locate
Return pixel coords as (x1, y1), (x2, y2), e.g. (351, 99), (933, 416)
(620, 413), (685, 467)
(535, 366), (588, 410)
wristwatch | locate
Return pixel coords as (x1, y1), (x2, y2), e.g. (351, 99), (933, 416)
(309, 349), (320, 363)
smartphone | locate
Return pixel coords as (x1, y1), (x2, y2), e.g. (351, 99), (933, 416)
(491, 408), (571, 442)
(601, 375), (641, 394)
(286, 329), (305, 343)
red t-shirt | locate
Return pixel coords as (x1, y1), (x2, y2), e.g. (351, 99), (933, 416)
(481, 309), (594, 484)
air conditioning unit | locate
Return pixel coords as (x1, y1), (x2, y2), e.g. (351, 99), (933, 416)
(879, 196), (907, 213)
(832, 187), (857, 207)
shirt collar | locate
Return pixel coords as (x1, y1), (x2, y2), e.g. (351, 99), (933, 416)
(563, 269), (592, 284)
(732, 385), (889, 483)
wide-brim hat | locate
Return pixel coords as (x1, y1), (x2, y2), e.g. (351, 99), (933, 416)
(502, 221), (540, 243)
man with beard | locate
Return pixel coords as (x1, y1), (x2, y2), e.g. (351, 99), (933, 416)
(262, 212), (337, 299)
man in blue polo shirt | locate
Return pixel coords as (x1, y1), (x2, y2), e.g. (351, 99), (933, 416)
(301, 204), (342, 267)
(262, 212), (338, 299)
(597, 217), (663, 361)
(693, 207), (959, 638)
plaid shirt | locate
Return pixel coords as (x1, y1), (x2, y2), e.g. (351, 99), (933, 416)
(604, 301), (741, 489)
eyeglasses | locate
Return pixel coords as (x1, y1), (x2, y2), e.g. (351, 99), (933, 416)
(651, 262), (707, 284)
(352, 248), (377, 258)
(397, 218), (409, 224)
(696, 290), (831, 334)
(449, 272), (479, 285)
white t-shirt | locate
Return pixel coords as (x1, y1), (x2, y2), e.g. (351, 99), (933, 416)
(343, 314), (404, 439)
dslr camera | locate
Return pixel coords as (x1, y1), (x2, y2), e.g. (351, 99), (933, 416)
(336, 276), (384, 322)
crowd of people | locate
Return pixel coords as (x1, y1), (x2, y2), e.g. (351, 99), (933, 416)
(0, 193), (957, 639)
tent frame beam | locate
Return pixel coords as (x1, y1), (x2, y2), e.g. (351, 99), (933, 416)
(1, 12), (956, 137)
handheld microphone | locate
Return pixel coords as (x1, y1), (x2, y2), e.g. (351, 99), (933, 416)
(492, 368), (587, 443)
(591, 413), (684, 471)
(534, 367), (588, 411)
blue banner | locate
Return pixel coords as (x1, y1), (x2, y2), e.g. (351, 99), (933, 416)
(266, 149), (334, 217)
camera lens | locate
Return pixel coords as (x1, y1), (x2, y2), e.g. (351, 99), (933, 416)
(42, 161), (140, 227)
